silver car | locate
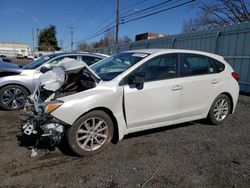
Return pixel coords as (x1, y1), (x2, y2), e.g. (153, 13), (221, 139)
(0, 52), (108, 110)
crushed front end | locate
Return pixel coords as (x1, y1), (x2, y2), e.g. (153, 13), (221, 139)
(21, 98), (66, 147)
(18, 60), (99, 157)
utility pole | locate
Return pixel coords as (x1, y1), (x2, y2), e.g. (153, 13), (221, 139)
(115, 0), (120, 45)
(68, 26), (74, 52)
(32, 28), (35, 53)
(36, 28), (40, 51)
(60, 39), (64, 51)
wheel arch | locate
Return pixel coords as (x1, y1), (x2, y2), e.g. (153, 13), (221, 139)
(74, 107), (119, 144)
(220, 92), (234, 114)
(0, 83), (31, 95)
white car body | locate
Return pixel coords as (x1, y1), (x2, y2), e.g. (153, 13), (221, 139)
(51, 49), (239, 140)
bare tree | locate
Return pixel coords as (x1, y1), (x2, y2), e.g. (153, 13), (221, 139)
(183, 0), (250, 33)
(77, 42), (90, 51)
(119, 35), (132, 44)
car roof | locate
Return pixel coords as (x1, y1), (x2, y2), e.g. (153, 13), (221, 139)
(50, 52), (108, 58)
(124, 48), (224, 60)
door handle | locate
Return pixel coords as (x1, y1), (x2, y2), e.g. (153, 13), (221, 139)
(211, 79), (220, 84)
(171, 85), (183, 91)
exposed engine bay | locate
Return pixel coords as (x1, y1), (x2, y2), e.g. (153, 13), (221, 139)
(19, 60), (99, 157)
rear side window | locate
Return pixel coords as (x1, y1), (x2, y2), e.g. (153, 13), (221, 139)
(181, 54), (225, 77)
(182, 55), (210, 76)
(209, 58), (225, 73)
(82, 56), (102, 65)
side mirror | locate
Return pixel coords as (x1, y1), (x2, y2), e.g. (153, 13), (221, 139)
(40, 64), (52, 73)
(128, 72), (145, 85)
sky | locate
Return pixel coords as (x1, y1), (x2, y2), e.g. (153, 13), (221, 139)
(0, 0), (199, 51)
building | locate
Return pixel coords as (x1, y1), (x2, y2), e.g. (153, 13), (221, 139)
(0, 42), (31, 58)
(135, 33), (166, 41)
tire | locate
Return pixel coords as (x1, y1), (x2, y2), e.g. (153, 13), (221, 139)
(0, 85), (29, 111)
(207, 94), (231, 125)
(66, 110), (114, 157)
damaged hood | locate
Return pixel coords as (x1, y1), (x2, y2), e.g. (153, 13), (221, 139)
(36, 59), (100, 92)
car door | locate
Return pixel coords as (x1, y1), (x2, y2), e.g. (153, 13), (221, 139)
(178, 53), (223, 118)
(124, 54), (182, 129)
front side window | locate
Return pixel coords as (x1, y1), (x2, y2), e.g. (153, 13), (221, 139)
(131, 54), (178, 82)
(91, 52), (149, 81)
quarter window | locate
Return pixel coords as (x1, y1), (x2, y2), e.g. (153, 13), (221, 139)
(209, 58), (225, 73)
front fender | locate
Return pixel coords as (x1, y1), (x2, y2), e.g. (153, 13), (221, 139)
(51, 85), (127, 140)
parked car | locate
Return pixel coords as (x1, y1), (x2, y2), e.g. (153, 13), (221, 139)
(16, 54), (24, 59)
(21, 49), (239, 157)
(0, 52), (108, 110)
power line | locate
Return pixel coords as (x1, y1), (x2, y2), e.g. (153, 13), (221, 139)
(74, 0), (195, 43)
(120, 0), (147, 13)
(92, 0), (176, 36)
(71, 0), (99, 27)
(120, 0), (172, 19)
(74, 0), (105, 29)
(74, 25), (117, 44)
(121, 0), (195, 24)
(77, 0), (174, 42)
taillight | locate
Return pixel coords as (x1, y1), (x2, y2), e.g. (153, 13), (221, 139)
(232, 72), (239, 81)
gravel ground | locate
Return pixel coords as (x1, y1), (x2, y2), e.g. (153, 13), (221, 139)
(0, 95), (250, 188)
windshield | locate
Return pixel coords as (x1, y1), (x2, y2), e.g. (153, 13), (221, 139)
(22, 54), (57, 69)
(91, 52), (148, 81)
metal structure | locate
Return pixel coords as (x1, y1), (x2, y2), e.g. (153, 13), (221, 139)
(90, 22), (250, 93)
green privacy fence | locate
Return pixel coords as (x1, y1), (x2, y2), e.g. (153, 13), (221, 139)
(90, 22), (250, 93)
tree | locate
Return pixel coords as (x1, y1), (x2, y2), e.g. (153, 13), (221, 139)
(183, 0), (250, 33)
(76, 30), (132, 50)
(119, 35), (132, 44)
(77, 42), (90, 51)
(38, 25), (60, 51)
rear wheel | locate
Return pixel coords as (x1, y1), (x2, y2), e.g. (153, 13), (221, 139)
(0, 85), (29, 110)
(207, 94), (231, 125)
(66, 110), (113, 156)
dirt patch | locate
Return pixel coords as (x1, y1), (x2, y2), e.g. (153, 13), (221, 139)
(0, 95), (250, 187)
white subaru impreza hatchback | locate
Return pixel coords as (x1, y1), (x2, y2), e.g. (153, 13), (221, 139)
(22, 49), (239, 156)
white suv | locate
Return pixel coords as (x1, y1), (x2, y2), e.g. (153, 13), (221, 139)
(22, 49), (239, 156)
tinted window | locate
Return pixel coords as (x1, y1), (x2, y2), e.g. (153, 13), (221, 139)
(132, 54), (178, 81)
(182, 55), (211, 76)
(22, 54), (57, 69)
(209, 58), (225, 73)
(82, 56), (102, 65)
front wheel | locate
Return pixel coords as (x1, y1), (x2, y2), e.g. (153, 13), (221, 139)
(0, 85), (29, 111)
(207, 94), (231, 125)
(66, 110), (114, 156)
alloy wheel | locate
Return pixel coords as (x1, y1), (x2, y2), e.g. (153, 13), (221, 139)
(213, 98), (229, 121)
(1, 88), (25, 109)
(76, 117), (108, 151)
